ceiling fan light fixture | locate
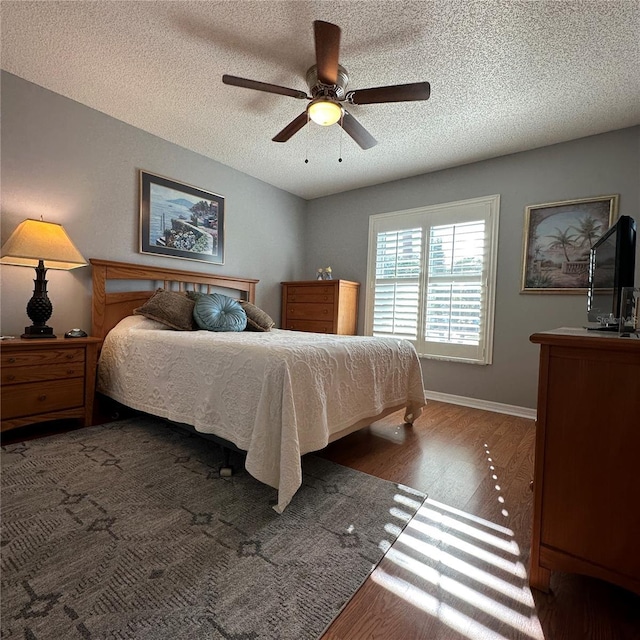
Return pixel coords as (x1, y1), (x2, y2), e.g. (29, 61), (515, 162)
(307, 99), (342, 126)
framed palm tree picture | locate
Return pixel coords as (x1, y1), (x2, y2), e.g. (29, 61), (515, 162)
(521, 195), (619, 293)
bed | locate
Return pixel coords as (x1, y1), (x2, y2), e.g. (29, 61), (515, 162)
(91, 259), (426, 512)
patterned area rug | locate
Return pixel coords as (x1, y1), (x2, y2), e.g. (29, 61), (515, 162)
(1, 417), (426, 640)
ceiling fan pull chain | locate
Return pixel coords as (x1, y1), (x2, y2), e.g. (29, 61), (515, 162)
(338, 110), (344, 162)
(305, 111), (310, 164)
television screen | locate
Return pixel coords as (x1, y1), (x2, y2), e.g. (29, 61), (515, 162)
(587, 215), (636, 327)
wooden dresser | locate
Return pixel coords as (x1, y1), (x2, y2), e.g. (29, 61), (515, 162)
(281, 280), (360, 335)
(529, 328), (640, 595)
(1, 336), (101, 433)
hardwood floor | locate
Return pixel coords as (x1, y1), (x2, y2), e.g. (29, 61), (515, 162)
(3, 401), (638, 639)
(318, 401), (640, 640)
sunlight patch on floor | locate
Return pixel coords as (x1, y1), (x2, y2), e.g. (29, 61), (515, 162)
(376, 495), (545, 640)
(393, 493), (424, 511)
(385, 545), (538, 635)
(398, 532), (533, 605)
(418, 506), (520, 555)
(425, 497), (514, 535)
(406, 517), (527, 578)
(389, 506), (415, 524)
(372, 567), (538, 640)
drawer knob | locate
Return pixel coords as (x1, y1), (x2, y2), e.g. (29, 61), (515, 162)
(323, 309), (328, 314)
(291, 296), (296, 301)
(38, 394), (47, 401)
(8, 357), (16, 363)
(7, 374), (15, 381)
(66, 353), (74, 359)
(67, 369), (75, 375)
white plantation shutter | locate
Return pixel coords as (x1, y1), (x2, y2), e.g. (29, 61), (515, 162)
(365, 196), (499, 364)
(373, 228), (422, 339)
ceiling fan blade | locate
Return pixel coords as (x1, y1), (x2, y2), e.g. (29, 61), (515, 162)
(340, 110), (377, 150)
(314, 20), (341, 85)
(347, 82), (431, 105)
(272, 112), (308, 142)
(222, 75), (308, 100)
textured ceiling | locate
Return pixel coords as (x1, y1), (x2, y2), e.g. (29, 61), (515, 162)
(2, 1), (639, 200)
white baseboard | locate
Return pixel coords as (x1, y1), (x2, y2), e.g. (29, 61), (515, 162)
(424, 390), (537, 420)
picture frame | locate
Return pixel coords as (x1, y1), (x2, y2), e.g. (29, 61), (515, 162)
(521, 195), (618, 293)
(139, 171), (225, 265)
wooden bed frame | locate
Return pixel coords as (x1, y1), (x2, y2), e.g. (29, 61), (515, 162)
(90, 258), (258, 341)
(90, 258), (413, 453)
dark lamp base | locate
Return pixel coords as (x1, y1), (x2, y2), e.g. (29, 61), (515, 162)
(21, 325), (57, 339)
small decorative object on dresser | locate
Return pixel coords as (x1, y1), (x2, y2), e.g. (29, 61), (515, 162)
(281, 279), (359, 334)
(0, 336), (101, 433)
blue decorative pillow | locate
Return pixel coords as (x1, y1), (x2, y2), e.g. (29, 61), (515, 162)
(193, 293), (247, 332)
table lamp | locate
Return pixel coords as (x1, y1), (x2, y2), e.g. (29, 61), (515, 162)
(1, 218), (87, 338)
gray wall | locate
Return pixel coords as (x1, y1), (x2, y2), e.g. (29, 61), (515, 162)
(3, 71), (638, 411)
(1, 72), (307, 336)
(305, 127), (640, 409)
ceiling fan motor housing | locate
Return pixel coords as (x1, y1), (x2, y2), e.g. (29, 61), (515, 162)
(306, 64), (349, 100)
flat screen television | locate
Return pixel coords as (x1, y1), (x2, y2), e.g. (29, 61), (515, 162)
(586, 215), (636, 328)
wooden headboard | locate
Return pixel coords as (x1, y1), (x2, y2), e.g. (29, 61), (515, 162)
(90, 259), (258, 341)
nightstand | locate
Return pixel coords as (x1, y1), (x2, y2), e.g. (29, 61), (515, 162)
(1, 337), (101, 433)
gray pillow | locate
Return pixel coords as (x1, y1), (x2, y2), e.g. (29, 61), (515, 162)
(239, 300), (275, 332)
(134, 289), (196, 331)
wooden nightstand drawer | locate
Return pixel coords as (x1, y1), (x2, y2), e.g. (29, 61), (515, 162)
(0, 337), (101, 433)
(1, 378), (85, 420)
(2, 362), (85, 385)
(1, 347), (84, 368)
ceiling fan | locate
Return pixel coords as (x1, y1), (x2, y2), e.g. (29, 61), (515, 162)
(222, 20), (431, 150)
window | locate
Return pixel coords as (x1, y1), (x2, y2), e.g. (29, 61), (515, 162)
(365, 195), (500, 364)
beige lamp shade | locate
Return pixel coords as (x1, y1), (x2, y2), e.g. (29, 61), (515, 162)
(1, 219), (87, 270)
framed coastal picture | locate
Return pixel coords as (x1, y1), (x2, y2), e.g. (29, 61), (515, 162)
(139, 171), (225, 264)
(521, 195), (618, 293)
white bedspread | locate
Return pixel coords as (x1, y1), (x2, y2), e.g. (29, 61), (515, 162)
(97, 316), (426, 512)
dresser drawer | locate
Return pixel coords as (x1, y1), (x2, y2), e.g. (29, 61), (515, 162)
(286, 284), (336, 297)
(285, 320), (335, 333)
(287, 292), (335, 304)
(2, 361), (85, 385)
(286, 303), (334, 320)
(1, 347), (84, 368)
(1, 378), (85, 420)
